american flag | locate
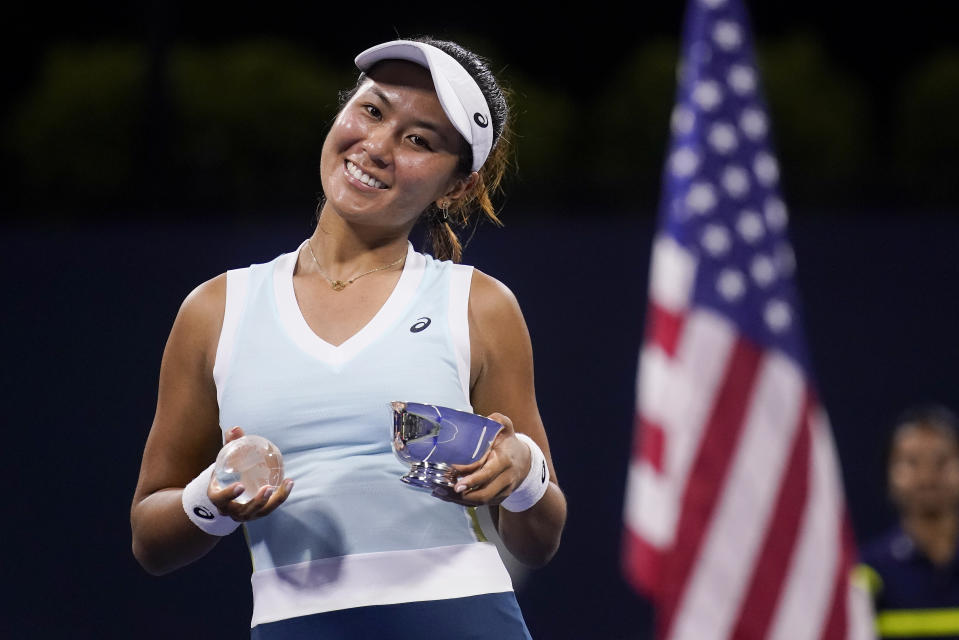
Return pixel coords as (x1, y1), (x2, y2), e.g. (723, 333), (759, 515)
(621, 1), (875, 638)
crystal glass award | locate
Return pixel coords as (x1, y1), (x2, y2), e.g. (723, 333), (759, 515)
(212, 434), (284, 504)
(391, 401), (504, 490)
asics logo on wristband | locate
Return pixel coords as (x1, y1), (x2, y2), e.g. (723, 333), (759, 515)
(183, 463), (241, 535)
(194, 506), (215, 520)
(501, 433), (549, 512)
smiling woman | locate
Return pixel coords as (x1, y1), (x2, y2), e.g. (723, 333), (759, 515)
(319, 60), (475, 243)
(130, 36), (566, 640)
(328, 37), (512, 263)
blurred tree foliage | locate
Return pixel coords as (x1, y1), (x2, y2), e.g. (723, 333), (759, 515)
(7, 43), (146, 210)
(895, 48), (959, 208)
(3, 36), (957, 220)
(754, 34), (872, 210)
(584, 37), (680, 214)
(502, 70), (580, 213)
(506, 33), (875, 215)
(168, 40), (351, 211)
(5, 39), (351, 218)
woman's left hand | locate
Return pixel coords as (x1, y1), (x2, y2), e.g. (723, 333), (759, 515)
(432, 413), (532, 506)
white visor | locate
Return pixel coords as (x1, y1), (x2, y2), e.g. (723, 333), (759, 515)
(354, 40), (493, 172)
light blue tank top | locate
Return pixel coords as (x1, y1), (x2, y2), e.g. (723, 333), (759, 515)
(212, 242), (515, 627)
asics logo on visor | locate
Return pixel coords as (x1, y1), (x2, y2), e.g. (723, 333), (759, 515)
(474, 113), (489, 128)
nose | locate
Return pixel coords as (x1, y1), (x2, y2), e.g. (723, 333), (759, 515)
(363, 123), (393, 169)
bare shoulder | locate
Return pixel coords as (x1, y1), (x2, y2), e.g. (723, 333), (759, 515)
(467, 269), (533, 389)
(168, 272), (228, 369)
(180, 272), (227, 322)
(133, 272), (228, 505)
(468, 268), (525, 327)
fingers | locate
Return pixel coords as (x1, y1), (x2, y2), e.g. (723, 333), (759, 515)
(209, 480), (245, 510)
(486, 413), (514, 434)
(447, 412), (515, 476)
(208, 477), (295, 522)
(206, 428), (291, 523)
(450, 458), (485, 475)
(432, 478), (510, 506)
(224, 426), (245, 443)
(455, 465), (512, 503)
(436, 453), (513, 506)
(254, 478), (295, 518)
(437, 415), (530, 507)
(450, 454), (497, 493)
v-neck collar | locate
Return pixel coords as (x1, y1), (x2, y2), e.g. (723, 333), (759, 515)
(274, 241), (425, 367)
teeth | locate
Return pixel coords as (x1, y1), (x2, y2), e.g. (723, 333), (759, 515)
(346, 161), (386, 189)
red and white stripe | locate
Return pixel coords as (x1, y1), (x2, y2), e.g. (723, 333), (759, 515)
(623, 235), (874, 640)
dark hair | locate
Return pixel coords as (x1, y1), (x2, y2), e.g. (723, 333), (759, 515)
(883, 402), (959, 471)
(333, 36), (513, 262)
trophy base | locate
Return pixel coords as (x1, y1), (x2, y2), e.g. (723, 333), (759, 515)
(400, 461), (456, 490)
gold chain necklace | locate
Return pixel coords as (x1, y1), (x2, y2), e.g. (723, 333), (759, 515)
(306, 239), (405, 291)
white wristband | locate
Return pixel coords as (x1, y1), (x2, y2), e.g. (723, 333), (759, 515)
(501, 433), (550, 512)
(182, 463), (241, 536)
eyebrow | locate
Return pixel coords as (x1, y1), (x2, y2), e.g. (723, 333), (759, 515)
(368, 86), (448, 136)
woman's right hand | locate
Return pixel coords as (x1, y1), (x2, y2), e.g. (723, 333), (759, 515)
(208, 426), (295, 523)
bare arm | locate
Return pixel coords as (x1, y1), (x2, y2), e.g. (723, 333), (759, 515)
(130, 275), (228, 574)
(451, 270), (567, 568)
(130, 275), (292, 575)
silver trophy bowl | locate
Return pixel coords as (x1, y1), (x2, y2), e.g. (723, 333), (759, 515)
(391, 401), (504, 490)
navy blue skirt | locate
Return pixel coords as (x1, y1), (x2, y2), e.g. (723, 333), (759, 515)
(250, 592), (532, 639)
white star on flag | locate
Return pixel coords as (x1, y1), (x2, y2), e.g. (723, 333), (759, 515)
(621, 1), (877, 638)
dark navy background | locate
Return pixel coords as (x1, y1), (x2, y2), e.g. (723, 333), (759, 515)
(3, 0), (958, 637)
(3, 211), (957, 639)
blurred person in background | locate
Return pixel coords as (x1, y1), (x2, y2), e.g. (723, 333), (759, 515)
(855, 404), (959, 639)
(130, 35), (566, 639)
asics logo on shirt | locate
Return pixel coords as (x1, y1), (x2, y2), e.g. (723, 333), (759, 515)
(410, 317), (431, 333)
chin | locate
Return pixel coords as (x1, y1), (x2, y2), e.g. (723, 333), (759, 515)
(324, 188), (378, 216)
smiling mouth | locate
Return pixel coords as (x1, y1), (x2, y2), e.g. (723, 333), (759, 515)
(346, 160), (388, 189)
